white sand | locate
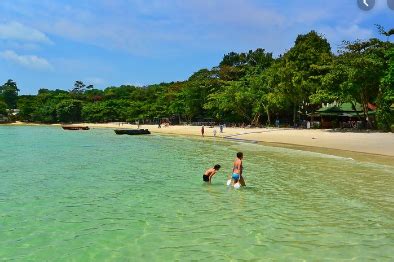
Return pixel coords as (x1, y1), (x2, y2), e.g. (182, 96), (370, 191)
(81, 123), (394, 157)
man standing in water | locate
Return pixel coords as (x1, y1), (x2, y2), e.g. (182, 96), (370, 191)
(231, 152), (245, 186)
(203, 164), (221, 183)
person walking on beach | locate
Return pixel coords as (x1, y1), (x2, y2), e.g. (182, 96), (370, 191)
(231, 152), (244, 186)
(203, 164), (221, 183)
(201, 125), (205, 137)
(213, 128), (217, 137)
(219, 124), (223, 133)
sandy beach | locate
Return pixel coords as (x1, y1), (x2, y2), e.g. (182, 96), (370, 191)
(36, 122), (393, 158)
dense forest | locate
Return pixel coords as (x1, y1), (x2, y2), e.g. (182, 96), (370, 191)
(1, 29), (393, 131)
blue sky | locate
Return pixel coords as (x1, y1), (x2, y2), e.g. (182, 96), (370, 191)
(0, 0), (392, 94)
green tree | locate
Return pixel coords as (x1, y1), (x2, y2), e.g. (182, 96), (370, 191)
(69, 81), (93, 97)
(0, 101), (7, 115)
(250, 64), (289, 125)
(82, 102), (106, 122)
(276, 31), (332, 125)
(85, 88), (104, 102)
(376, 48), (394, 131)
(246, 48), (274, 72)
(0, 79), (19, 108)
(204, 80), (255, 123)
(327, 39), (393, 127)
(180, 69), (221, 122)
(17, 95), (36, 121)
(220, 52), (247, 67)
(56, 99), (83, 122)
(33, 102), (57, 123)
(376, 25), (394, 42)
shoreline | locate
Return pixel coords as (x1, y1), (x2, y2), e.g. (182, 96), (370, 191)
(5, 122), (394, 166)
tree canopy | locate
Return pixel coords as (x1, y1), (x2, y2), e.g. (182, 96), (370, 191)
(0, 79), (19, 109)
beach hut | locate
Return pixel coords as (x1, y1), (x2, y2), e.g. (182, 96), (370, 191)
(311, 103), (376, 129)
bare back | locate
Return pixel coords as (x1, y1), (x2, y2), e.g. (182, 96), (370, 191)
(204, 168), (216, 176)
(233, 158), (242, 175)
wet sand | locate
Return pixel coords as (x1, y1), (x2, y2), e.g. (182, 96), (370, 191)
(84, 123), (394, 156)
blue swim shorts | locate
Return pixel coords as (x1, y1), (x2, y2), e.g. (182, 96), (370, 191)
(232, 173), (240, 181)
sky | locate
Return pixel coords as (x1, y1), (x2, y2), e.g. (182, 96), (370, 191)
(0, 0), (392, 94)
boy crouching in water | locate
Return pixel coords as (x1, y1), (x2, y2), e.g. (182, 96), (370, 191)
(203, 164), (221, 183)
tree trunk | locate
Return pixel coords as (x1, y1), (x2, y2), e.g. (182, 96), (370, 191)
(351, 101), (364, 129)
(266, 107), (271, 126)
(251, 112), (260, 126)
(362, 92), (368, 128)
(293, 103), (296, 127)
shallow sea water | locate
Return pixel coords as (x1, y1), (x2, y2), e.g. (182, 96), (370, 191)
(0, 126), (393, 261)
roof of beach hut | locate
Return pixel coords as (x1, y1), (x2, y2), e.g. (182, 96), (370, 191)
(315, 103), (375, 117)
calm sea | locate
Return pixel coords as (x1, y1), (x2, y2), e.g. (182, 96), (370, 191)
(0, 126), (393, 261)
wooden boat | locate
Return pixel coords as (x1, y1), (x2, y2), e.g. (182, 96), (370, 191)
(114, 129), (151, 135)
(62, 125), (90, 130)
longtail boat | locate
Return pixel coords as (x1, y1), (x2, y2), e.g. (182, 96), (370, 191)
(114, 129), (150, 135)
(62, 125), (90, 130)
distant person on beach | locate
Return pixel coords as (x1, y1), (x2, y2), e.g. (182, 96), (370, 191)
(213, 128), (217, 137)
(231, 152), (244, 186)
(201, 125), (205, 137)
(219, 124), (223, 133)
(203, 164), (221, 183)
(158, 121), (161, 128)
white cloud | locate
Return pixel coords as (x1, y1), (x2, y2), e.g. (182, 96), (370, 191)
(0, 21), (52, 44)
(0, 50), (53, 70)
(0, 1), (388, 58)
(26, 0), (287, 56)
(318, 24), (373, 48)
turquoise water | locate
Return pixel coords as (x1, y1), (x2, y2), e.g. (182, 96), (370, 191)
(0, 126), (393, 261)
